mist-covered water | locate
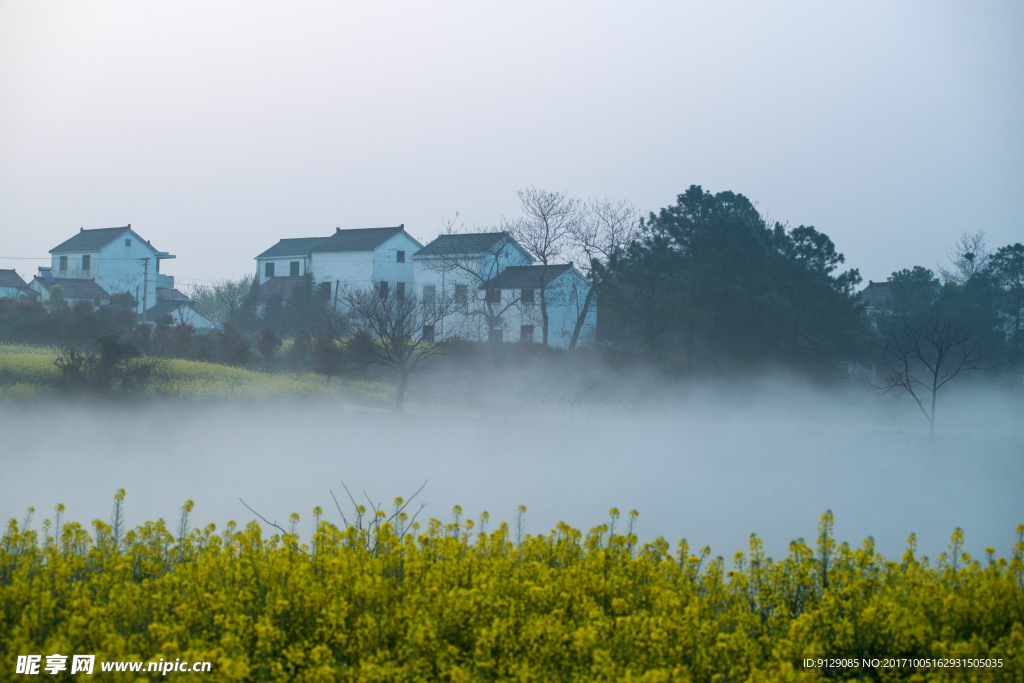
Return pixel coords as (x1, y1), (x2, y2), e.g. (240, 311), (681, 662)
(2, 386), (1021, 563)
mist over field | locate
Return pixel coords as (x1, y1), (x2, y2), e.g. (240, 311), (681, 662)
(3, 381), (1021, 563)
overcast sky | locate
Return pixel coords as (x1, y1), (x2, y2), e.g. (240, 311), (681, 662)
(1, 1), (1021, 290)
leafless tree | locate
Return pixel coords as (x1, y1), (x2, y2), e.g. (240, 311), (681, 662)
(873, 312), (999, 437)
(564, 197), (641, 349)
(342, 283), (465, 412)
(504, 187), (581, 346)
(937, 230), (990, 285)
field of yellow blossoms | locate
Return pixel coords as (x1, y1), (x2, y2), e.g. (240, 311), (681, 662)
(2, 493), (1022, 682)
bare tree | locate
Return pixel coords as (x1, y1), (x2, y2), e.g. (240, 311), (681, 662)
(937, 230), (990, 285)
(564, 197), (641, 349)
(504, 188), (581, 346)
(874, 312), (999, 437)
(213, 275), (257, 323)
(343, 283), (464, 412)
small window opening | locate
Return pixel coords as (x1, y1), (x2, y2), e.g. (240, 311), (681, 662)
(290, 261), (300, 277)
(125, 238), (132, 247)
(265, 262), (275, 278)
(422, 324), (435, 342)
(82, 255), (90, 271)
(60, 256), (67, 271)
(521, 288), (534, 304)
(397, 251), (405, 263)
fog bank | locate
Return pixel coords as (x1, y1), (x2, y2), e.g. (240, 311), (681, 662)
(2, 388), (1021, 562)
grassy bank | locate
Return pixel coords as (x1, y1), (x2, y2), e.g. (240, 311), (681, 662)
(0, 344), (390, 405)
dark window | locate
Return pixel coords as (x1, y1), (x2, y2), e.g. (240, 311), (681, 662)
(485, 289), (501, 304)
(125, 238), (132, 247)
(396, 282), (405, 299)
(379, 281), (389, 297)
(489, 327), (503, 343)
(521, 288), (534, 304)
(59, 256), (67, 271)
(318, 282), (331, 298)
(422, 324), (435, 342)
(82, 255), (90, 271)
(290, 261), (300, 277)
(397, 251), (405, 263)
(422, 285), (436, 307)
(265, 262), (275, 278)
(520, 325), (534, 342)
(455, 284), (468, 305)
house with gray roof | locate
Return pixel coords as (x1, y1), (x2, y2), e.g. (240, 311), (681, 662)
(0, 269), (39, 301)
(28, 268), (111, 307)
(47, 224), (177, 319)
(859, 280), (892, 313)
(255, 225), (422, 309)
(478, 263), (595, 347)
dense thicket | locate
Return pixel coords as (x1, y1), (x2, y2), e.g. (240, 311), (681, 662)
(2, 502), (1022, 681)
(594, 186), (872, 375)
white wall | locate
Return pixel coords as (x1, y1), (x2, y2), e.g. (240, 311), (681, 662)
(50, 229), (167, 312)
(256, 255), (311, 284)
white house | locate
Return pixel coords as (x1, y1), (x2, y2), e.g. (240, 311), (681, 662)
(48, 225), (176, 317)
(255, 225), (422, 310)
(411, 232), (533, 343)
(0, 269), (38, 301)
(146, 287), (215, 330)
(28, 268), (111, 307)
(478, 263), (597, 348)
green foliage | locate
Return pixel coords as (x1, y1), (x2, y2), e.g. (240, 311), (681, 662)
(1, 500), (1022, 681)
(597, 185), (872, 375)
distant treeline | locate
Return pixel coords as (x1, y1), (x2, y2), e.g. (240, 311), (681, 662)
(2, 185), (1021, 390)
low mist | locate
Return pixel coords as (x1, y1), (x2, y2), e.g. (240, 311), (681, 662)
(3, 378), (1020, 564)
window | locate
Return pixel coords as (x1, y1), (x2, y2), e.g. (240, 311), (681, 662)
(125, 238), (132, 247)
(521, 288), (534, 305)
(455, 284), (468, 305)
(489, 327), (503, 343)
(265, 262), (275, 278)
(397, 250), (405, 263)
(520, 325), (535, 342)
(59, 256), (67, 271)
(82, 255), (90, 271)
(422, 324), (435, 342)
(379, 281), (389, 297)
(318, 282), (332, 298)
(290, 261), (300, 277)
(485, 289), (501, 304)
(422, 285), (436, 308)
(396, 282), (405, 299)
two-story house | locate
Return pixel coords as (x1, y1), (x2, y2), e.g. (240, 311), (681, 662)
(255, 226), (422, 310)
(479, 263), (596, 347)
(411, 232), (533, 343)
(46, 225), (176, 316)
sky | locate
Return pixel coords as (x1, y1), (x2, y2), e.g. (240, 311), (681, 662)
(1, 1), (1021, 291)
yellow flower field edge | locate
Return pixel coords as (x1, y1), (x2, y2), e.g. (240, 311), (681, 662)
(2, 496), (1023, 682)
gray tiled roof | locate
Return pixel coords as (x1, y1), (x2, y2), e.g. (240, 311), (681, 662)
(310, 226), (414, 253)
(859, 281), (892, 307)
(0, 269), (29, 288)
(50, 226), (134, 253)
(258, 276), (306, 301)
(145, 299), (200, 321)
(481, 264), (576, 290)
(256, 237), (329, 259)
(415, 232), (510, 257)
(35, 278), (111, 300)
(156, 287), (194, 302)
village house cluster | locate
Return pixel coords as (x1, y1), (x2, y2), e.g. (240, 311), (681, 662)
(2, 224), (597, 348)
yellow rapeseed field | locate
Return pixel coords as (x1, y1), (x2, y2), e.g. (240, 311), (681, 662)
(0, 345), (390, 404)
(2, 495), (1022, 682)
